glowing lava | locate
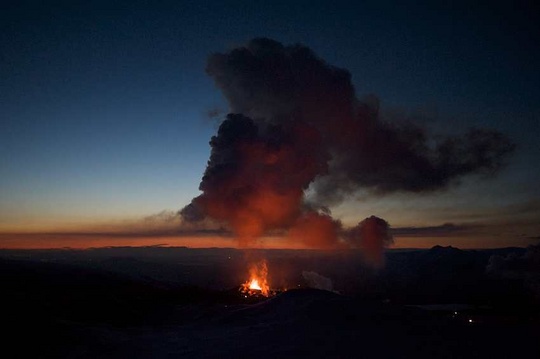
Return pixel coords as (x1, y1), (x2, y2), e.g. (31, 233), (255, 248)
(248, 278), (262, 291)
(241, 260), (271, 297)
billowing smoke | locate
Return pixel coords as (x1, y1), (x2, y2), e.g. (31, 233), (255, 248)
(181, 38), (514, 261)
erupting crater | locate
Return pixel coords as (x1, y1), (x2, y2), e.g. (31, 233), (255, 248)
(240, 260), (273, 297)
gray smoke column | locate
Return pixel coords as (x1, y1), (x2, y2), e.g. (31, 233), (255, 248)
(181, 38), (514, 257)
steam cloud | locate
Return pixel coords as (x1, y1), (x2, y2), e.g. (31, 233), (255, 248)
(302, 271), (335, 292)
(181, 38), (514, 260)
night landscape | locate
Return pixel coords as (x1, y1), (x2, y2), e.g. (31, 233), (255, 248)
(1, 1), (539, 358)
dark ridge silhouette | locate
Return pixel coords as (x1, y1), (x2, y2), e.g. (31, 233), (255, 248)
(2, 247), (539, 358)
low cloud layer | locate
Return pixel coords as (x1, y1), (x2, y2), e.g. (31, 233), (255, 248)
(392, 223), (475, 237)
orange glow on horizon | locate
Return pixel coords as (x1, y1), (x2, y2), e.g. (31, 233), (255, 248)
(0, 233), (536, 250)
(0, 233), (311, 250)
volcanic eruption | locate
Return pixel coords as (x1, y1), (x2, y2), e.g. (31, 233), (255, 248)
(241, 260), (271, 297)
(181, 38), (514, 269)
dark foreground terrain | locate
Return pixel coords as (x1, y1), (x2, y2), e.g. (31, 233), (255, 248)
(2, 246), (539, 358)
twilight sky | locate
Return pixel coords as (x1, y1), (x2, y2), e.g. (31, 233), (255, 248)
(1, 1), (539, 248)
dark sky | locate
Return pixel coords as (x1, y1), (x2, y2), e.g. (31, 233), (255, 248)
(1, 0), (539, 248)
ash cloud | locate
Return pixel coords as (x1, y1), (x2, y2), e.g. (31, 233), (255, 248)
(204, 38), (514, 198)
(181, 38), (514, 260)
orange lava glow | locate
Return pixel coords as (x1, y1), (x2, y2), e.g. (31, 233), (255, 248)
(241, 260), (271, 297)
(247, 278), (263, 291)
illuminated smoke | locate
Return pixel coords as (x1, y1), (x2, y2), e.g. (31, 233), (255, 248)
(181, 38), (514, 263)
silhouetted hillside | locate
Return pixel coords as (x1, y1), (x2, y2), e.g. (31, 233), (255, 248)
(2, 246), (539, 358)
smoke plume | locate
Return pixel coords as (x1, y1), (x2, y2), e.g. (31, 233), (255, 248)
(181, 38), (514, 261)
(346, 216), (394, 268)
